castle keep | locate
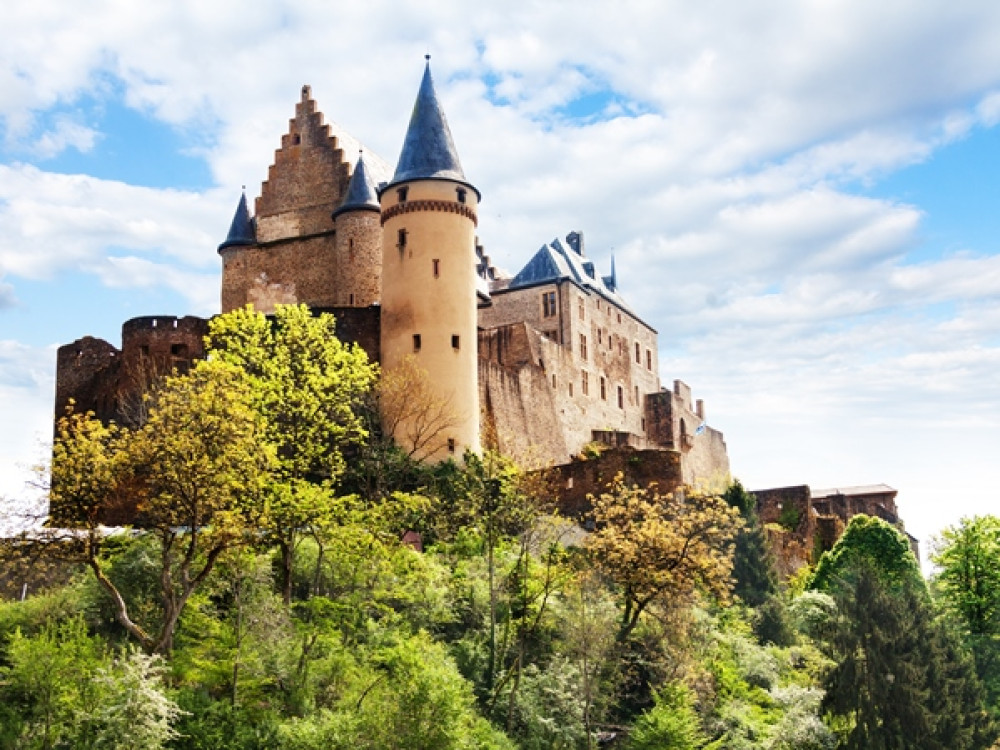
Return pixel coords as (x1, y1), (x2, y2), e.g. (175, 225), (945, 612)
(56, 61), (730, 489)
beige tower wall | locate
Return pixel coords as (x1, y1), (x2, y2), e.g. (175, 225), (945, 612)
(380, 180), (480, 462)
(333, 210), (383, 307)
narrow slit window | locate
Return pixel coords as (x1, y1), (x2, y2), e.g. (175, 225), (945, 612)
(646, 349), (652, 370)
(349, 293), (355, 305)
(433, 258), (440, 277)
(580, 334), (588, 360)
(397, 228), (407, 250)
(551, 374), (556, 387)
(413, 334), (421, 351)
(581, 370), (589, 395)
(635, 342), (641, 363)
(617, 386), (624, 409)
(600, 377), (607, 400)
(452, 334), (460, 350)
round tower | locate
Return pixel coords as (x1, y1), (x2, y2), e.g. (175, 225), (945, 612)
(380, 59), (481, 461)
(217, 190), (257, 312)
(332, 153), (383, 307)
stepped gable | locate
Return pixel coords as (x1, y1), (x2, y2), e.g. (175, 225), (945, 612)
(254, 85), (354, 242)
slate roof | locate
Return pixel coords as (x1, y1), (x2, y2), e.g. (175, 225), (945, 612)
(333, 153), (380, 218)
(507, 233), (636, 316)
(387, 59), (478, 196)
(811, 484), (897, 498)
(218, 192), (255, 252)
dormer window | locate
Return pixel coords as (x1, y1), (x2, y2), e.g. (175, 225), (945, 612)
(397, 187), (408, 203)
(456, 187), (467, 204)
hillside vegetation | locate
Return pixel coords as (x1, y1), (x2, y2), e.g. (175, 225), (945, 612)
(1, 305), (996, 749)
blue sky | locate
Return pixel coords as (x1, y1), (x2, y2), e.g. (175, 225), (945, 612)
(2, 1), (1000, 558)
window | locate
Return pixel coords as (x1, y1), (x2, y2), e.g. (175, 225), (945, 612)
(635, 385), (639, 404)
(433, 258), (440, 277)
(397, 228), (407, 249)
(447, 438), (455, 454)
(617, 313), (621, 323)
(140, 345), (149, 356)
(292, 134), (301, 145)
(600, 377), (607, 400)
(456, 187), (467, 204)
(617, 386), (624, 409)
(413, 334), (421, 351)
(635, 342), (641, 363)
(568, 382), (574, 396)
(452, 334), (460, 350)
(581, 370), (589, 395)
(580, 334), (588, 360)
(542, 290), (557, 317)
(578, 299), (585, 320)
(597, 329), (602, 345)
(646, 349), (652, 370)
(397, 187), (408, 203)
(551, 374), (557, 387)
(170, 343), (187, 356)
(349, 237), (355, 259)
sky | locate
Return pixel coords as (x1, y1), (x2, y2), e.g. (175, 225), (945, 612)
(1, 1), (999, 560)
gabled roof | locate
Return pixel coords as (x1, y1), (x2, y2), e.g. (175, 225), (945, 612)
(333, 152), (380, 218)
(386, 59), (478, 197)
(218, 192), (255, 252)
(507, 233), (637, 317)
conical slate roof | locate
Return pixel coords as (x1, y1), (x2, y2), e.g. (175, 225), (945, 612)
(388, 60), (478, 196)
(333, 153), (380, 218)
(218, 191), (255, 252)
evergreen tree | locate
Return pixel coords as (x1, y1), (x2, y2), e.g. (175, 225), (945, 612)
(723, 480), (778, 608)
(822, 560), (996, 749)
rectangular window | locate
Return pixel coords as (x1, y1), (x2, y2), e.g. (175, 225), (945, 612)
(397, 228), (407, 249)
(433, 258), (440, 277)
(568, 382), (574, 396)
(600, 377), (607, 400)
(617, 385), (624, 409)
(456, 187), (467, 204)
(635, 385), (639, 405)
(349, 293), (354, 305)
(397, 187), (408, 203)
(580, 334), (588, 360)
(635, 342), (641, 363)
(542, 290), (557, 318)
(581, 370), (589, 395)
(597, 329), (602, 345)
(447, 438), (455, 453)
(413, 334), (421, 351)
(452, 334), (460, 350)
(646, 349), (652, 370)
(578, 299), (585, 320)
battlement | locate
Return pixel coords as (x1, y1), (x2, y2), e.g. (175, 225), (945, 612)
(122, 315), (207, 335)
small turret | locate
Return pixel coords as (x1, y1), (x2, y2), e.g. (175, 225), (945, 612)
(217, 191), (255, 252)
(332, 153), (383, 307)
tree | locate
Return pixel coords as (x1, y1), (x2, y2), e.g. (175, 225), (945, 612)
(932, 515), (1000, 713)
(207, 304), (376, 604)
(44, 359), (273, 654)
(629, 682), (706, 750)
(723, 480), (778, 608)
(808, 514), (922, 594)
(821, 560), (995, 749)
(377, 354), (460, 462)
(586, 475), (743, 643)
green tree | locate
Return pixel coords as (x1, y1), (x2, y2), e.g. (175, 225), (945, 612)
(207, 304), (376, 604)
(45, 360), (273, 654)
(629, 682), (706, 750)
(932, 515), (1000, 714)
(723, 480), (778, 608)
(822, 561), (995, 750)
(808, 514), (921, 594)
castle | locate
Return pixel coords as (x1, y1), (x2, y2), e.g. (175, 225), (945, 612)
(52, 61), (920, 568)
(55, 60), (731, 490)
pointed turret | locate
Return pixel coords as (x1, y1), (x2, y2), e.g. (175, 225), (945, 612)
(333, 152), (380, 219)
(218, 191), (255, 252)
(387, 59), (479, 197)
